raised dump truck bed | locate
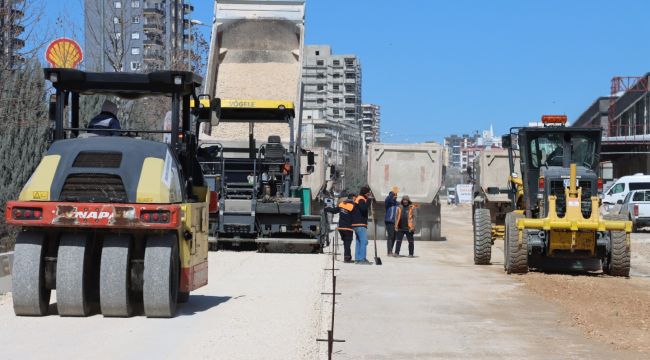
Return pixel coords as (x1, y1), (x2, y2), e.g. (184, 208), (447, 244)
(203, 0), (305, 144)
(367, 143), (445, 241)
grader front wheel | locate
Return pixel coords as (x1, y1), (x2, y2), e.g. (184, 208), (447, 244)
(505, 212), (528, 274)
(473, 209), (492, 265)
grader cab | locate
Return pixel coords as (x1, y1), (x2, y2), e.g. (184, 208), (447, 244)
(500, 115), (632, 276)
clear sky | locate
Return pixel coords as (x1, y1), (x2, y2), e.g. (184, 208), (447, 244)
(39, 0), (650, 143)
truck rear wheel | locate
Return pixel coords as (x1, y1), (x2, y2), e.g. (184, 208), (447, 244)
(603, 215), (630, 277)
(100, 235), (134, 317)
(56, 233), (93, 316)
(12, 231), (50, 316)
(143, 234), (179, 318)
(505, 212), (528, 274)
(473, 209), (492, 265)
(431, 221), (441, 241)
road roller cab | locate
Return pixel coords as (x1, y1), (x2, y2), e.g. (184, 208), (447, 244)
(498, 115), (632, 276)
(6, 68), (220, 317)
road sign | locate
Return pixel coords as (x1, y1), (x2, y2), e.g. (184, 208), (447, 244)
(45, 38), (83, 69)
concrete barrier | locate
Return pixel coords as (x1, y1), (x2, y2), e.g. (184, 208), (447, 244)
(0, 252), (13, 294)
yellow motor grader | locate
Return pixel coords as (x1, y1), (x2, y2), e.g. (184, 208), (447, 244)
(499, 115), (631, 276)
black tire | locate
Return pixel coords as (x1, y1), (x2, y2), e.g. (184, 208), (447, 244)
(473, 209), (492, 265)
(178, 292), (190, 303)
(143, 234), (179, 318)
(12, 231), (50, 316)
(420, 225), (432, 241)
(431, 221), (442, 241)
(100, 235), (134, 317)
(504, 212), (528, 274)
(604, 215), (630, 277)
(56, 233), (93, 316)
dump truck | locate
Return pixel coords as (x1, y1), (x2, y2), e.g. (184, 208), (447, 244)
(471, 149), (520, 264)
(499, 115), (632, 275)
(367, 143), (445, 241)
(199, 0), (328, 251)
(7, 68), (218, 317)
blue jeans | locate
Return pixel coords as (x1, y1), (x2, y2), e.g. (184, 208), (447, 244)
(353, 226), (368, 261)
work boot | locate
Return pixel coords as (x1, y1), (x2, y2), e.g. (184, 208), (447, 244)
(408, 255), (414, 258)
(343, 256), (353, 263)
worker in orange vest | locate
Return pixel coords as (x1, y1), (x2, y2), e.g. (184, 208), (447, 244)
(394, 195), (416, 257)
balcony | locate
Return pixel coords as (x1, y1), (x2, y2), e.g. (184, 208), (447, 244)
(143, 8), (164, 17)
(183, 4), (194, 13)
(143, 38), (164, 47)
(12, 38), (25, 49)
(143, 23), (164, 34)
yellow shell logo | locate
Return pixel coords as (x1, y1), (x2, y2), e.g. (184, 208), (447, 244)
(45, 38), (83, 69)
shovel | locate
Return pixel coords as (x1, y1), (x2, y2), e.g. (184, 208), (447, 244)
(371, 203), (382, 265)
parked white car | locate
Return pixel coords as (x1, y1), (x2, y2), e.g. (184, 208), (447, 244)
(446, 188), (456, 205)
(619, 190), (650, 232)
(603, 174), (650, 210)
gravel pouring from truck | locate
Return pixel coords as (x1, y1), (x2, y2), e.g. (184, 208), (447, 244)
(367, 143), (444, 241)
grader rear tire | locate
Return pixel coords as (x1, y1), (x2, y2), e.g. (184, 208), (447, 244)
(143, 234), (179, 318)
(473, 209), (492, 265)
(505, 212), (528, 274)
(603, 215), (630, 277)
(12, 232), (50, 316)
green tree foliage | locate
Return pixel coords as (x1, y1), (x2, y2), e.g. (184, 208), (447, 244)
(0, 60), (49, 251)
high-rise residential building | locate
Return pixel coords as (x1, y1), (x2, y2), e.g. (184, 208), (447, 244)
(84, 0), (194, 72)
(301, 45), (363, 170)
(361, 104), (380, 146)
(0, 0), (25, 68)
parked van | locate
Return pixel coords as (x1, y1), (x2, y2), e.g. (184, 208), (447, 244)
(603, 173), (650, 208)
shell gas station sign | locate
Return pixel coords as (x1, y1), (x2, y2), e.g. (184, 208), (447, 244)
(45, 38), (83, 69)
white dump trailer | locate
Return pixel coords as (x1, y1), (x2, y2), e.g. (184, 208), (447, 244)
(367, 143), (445, 241)
(203, 0), (305, 144)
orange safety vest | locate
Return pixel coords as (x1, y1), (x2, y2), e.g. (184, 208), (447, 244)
(395, 206), (415, 231)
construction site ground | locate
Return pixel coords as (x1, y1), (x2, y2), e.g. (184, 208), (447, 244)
(2, 204), (650, 359)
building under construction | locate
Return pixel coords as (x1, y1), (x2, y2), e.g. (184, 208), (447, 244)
(573, 75), (650, 177)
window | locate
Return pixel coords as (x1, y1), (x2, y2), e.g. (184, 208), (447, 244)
(317, 84), (324, 91)
(345, 73), (355, 79)
(315, 50), (320, 56)
(333, 109), (340, 116)
(113, 17), (120, 24)
(633, 191), (644, 202)
(345, 97), (356, 104)
(333, 98), (339, 104)
(130, 61), (141, 71)
(114, 1), (121, 8)
(345, 84), (354, 92)
(333, 84), (339, 91)
(131, 47), (140, 55)
(316, 73), (324, 79)
(131, 1), (140, 7)
(333, 73), (341, 79)
(317, 98), (324, 104)
(608, 183), (625, 195)
(333, 60), (340, 66)
(629, 182), (650, 191)
(344, 58), (355, 67)
(316, 60), (324, 66)
(131, 32), (140, 40)
(132, 16), (140, 24)
(115, 32), (122, 40)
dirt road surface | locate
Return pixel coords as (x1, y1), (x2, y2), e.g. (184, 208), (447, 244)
(0, 252), (328, 360)
(333, 204), (650, 359)
(2, 204), (650, 359)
